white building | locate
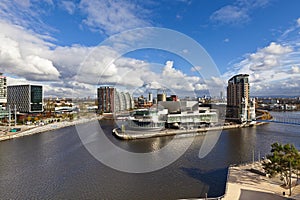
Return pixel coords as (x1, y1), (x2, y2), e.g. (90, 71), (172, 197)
(0, 73), (7, 105)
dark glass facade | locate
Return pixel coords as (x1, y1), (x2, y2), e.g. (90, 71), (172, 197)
(30, 85), (43, 111)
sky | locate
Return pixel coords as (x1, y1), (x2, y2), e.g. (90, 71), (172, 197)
(0, 0), (300, 98)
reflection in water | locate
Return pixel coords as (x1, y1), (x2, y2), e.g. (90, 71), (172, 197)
(0, 113), (300, 199)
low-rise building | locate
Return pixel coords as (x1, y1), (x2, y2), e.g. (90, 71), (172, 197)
(159, 100), (218, 128)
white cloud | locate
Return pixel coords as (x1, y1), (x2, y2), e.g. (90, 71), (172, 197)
(195, 83), (207, 90)
(191, 66), (202, 72)
(0, 1), (222, 98)
(248, 42), (292, 71)
(210, 0), (270, 25)
(210, 6), (249, 24)
(14, 0), (31, 8)
(61, 1), (76, 15)
(0, 0), (56, 35)
(182, 49), (189, 54)
(264, 42), (292, 54)
(162, 61), (185, 78)
(79, 0), (151, 35)
(223, 39), (300, 96)
(0, 21), (60, 81)
(291, 65), (300, 73)
(297, 18), (300, 26)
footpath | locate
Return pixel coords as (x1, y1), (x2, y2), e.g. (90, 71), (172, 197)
(0, 116), (103, 142)
(224, 161), (300, 200)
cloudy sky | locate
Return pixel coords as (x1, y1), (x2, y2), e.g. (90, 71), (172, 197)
(0, 0), (300, 98)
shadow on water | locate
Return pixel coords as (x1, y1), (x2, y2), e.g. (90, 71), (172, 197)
(180, 167), (228, 198)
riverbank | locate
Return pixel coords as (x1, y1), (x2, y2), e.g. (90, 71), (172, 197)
(223, 161), (300, 200)
(113, 122), (267, 140)
(0, 115), (103, 142)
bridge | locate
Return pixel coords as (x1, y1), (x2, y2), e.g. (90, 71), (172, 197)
(256, 112), (300, 125)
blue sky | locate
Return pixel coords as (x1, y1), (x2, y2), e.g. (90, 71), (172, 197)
(0, 0), (300, 97)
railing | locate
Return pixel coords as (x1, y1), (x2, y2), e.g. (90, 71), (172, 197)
(256, 112), (300, 125)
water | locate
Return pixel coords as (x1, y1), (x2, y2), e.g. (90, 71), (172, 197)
(1, 112), (300, 199)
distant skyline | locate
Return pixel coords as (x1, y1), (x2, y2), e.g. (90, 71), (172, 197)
(0, 0), (300, 97)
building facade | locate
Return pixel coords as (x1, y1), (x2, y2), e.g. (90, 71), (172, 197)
(97, 86), (115, 113)
(97, 86), (134, 113)
(227, 74), (255, 122)
(0, 73), (7, 105)
(115, 92), (134, 112)
(7, 85), (43, 113)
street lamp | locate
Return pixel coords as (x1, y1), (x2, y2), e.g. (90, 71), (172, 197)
(289, 160), (292, 196)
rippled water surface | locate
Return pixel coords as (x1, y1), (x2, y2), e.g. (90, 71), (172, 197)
(1, 112), (300, 199)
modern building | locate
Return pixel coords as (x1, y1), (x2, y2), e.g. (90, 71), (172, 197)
(0, 73), (7, 105)
(159, 101), (218, 128)
(226, 74), (255, 122)
(97, 86), (134, 113)
(157, 93), (166, 102)
(148, 92), (153, 103)
(115, 91), (134, 112)
(7, 84), (43, 113)
(97, 86), (115, 113)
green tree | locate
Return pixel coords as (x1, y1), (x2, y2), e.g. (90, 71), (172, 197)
(263, 143), (300, 187)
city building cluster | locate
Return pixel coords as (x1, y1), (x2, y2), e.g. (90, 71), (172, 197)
(97, 86), (134, 113)
(3, 70), (299, 130)
(257, 97), (300, 111)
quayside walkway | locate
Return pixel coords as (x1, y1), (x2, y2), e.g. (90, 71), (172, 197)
(223, 162), (300, 200)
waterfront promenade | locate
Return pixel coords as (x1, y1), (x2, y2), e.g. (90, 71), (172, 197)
(113, 122), (266, 140)
(0, 115), (103, 142)
(224, 161), (300, 200)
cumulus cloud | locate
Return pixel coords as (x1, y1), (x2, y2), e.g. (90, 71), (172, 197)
(297, 18), (300, 26)
(0, 0), (223, 98)
(248, 42), (292, 71)
(0, 20), (209, 98)
(224, 39), (300, 96)
(194, 83), (207, 90)
(49, 45), (90, 78)
(162, 61), (185, 78)
(0, 21), (60, 81)
(159, 61), (206, 95)
(263, 42), (293, 54)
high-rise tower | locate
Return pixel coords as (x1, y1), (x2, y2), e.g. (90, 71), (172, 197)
(227, 74), (254, 122)
(227, 74), (249, 107)
(97, 86), (115, 113)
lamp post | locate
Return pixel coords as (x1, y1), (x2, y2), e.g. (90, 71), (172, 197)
(14, 104), (16, 127)
(289, 160), (292, 196)
(8, 104), (11, 129)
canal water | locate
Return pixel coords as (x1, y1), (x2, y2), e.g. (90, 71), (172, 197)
(0, 112), (300, 199)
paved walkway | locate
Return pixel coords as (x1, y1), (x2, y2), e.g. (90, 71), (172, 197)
(224, 162), (299, 200)
(0, 116), (103, 141)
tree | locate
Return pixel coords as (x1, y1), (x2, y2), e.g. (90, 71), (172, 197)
(263, 142), (300, 188)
